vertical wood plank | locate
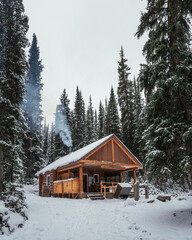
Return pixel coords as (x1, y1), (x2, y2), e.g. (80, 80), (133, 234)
(68, 169), (71, 178)
(79, 165), (83, 193)
(112, 140), (115, 162)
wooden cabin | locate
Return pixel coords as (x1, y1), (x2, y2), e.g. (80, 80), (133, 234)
(36, 134), (143, 199)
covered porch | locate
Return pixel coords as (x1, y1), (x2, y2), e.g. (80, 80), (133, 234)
(51, 160), (137, 199)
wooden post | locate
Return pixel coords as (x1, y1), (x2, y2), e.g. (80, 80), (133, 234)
(100, 182), (103, 193)
(134, 182), (139, 201)
(120, 172), (123, 183)
(39, 175), (42, 196)
(145, 184), (149, 199)
(133, 170), (137, 184)
(68, 170), (71, 178)
(79, 165), (83, 193)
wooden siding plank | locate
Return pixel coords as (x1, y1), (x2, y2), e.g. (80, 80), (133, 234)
(83, 138), (113, 160)
(112, 140), (115, 162)
(113, 137), (142, 167)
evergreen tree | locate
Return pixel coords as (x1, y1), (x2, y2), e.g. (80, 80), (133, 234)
(133, 77), (145, 160)
(54, 89), (72, 159)
(117, 46), (134, 150)
(22, 34), (43, 181)
(0, 0), (28, 233)
(24, 33), (43, 132)
(94, 109), (98, 141)
(72, 87), (86, 150)
(136, 0), (192, 186)
(42, 119), (49, 165)
(47, 124), (55, 164)
(86, 96), (97, 144)
(98, 101), (105, 139)
(105, 87), (121, 138)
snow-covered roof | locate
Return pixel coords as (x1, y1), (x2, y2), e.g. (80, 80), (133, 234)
(36, 134), (142, 176)
(36, 134), (113, 176)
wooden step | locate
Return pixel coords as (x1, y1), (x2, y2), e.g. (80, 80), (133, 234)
(87, 192), (105, 200)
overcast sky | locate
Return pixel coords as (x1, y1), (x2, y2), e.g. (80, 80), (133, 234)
(23, 0), (147, 125)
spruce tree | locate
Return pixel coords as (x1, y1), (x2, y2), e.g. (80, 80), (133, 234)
(24, 34), (43, 132)
(98, 101), (105, 139)
(47, 124), (55, 164)
(72, 87), (86, 150)
(42, 119), (49, 165)
(86, 96), (97, 144)
(22, 34), (43, 181)
(0, 0), (28, 233)
(117, 46), (134, 150)
(105, 87), (121, 138)
(136, 0), (192, 186)
(54, 89), (72, 159)
(133, 77), (145, 160)
(94, 109), (98, 141)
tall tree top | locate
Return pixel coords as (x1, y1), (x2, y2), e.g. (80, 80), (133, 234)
(27, 33), (43, 86)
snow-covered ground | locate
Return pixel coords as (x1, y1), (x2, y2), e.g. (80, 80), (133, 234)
(1, 185), (192, 240)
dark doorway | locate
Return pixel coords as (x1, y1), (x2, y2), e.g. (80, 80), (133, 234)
(83, 174), (88, 192)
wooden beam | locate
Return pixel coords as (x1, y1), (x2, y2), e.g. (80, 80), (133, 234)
(133, 170), (137, 183)
(101, 165), (126, 171)
(80, 159), (140, 168)
(112, 140), (115, 162)
(79, 165), (83, 193)
(57, 163), (83, 173)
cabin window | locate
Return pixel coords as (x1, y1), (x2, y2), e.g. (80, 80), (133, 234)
(107, 176), (119, 182)
(46, 175), (50, 186)
(94, 174), (99, 183)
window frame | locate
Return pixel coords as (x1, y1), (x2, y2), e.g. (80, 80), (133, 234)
(46, 175), (50, 186)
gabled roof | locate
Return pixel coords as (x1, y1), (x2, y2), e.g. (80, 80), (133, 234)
(36, 134), (142, 176)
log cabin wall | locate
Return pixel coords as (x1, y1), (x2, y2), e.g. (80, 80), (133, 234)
(41, 171), (52, 197)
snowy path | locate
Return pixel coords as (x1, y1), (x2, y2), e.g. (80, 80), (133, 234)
(1, 186), (192, 240)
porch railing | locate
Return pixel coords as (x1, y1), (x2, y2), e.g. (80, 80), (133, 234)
(100, 182), (119, 197)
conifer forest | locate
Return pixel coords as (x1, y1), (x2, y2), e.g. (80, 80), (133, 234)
(0, 0), (192, 237)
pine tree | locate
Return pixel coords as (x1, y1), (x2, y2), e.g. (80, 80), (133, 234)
(133, 77), (145, 160)
(117, 46), (134, 150)
(54, 89), (72, 159)
(86, 96), (97, 144)
(22, 34), (43, 181)
(0, 0), (28, 233)
(136, 0), (192, 186)
(105, 87), (121, 138)
(72, 87), (86, 150)
(42, 119), (49, 165)
(98, 101), (105, 139)
(47, 124), (55, 164)
(24, 33), (43, 132)
(94, 109), (98, 141)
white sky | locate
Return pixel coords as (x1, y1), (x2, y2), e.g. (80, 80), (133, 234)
(23, 0), (147, 125)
